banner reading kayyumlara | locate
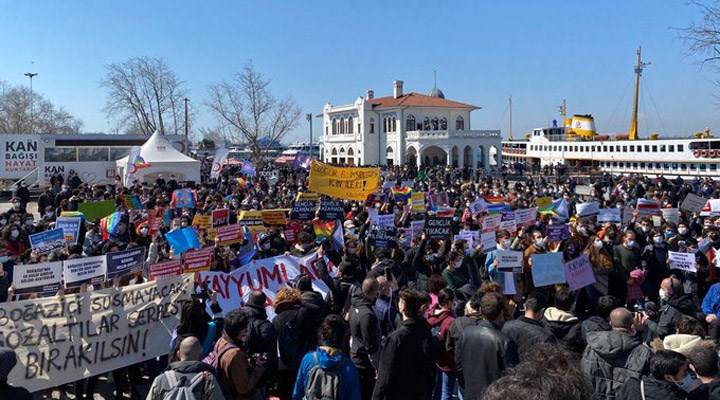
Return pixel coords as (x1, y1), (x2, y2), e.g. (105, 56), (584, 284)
(1, 274), (192, 392)
(308, 160), (380, 201)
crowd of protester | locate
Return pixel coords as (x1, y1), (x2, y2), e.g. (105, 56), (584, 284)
(2, 162), (720, 400)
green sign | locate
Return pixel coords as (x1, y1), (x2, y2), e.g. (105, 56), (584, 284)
(78, 199), (117, 221)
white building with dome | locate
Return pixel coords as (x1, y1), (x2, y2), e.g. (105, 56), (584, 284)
(320, 80), (502, 169)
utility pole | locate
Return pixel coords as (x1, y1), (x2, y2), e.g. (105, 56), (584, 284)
(24, 72), (38, 133)
(508, 95), (513, 140)
(306, 113), (313, 158)
(183, 97), (189, 140)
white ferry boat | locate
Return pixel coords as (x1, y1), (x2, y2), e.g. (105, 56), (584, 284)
(501, 48), (720, 178)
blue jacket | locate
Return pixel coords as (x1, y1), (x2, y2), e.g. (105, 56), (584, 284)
(702, 282), (720, 318)
(292, 347), (361, 400)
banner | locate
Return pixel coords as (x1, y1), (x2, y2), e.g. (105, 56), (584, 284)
(531, 252), (566, 287)
(514, 208), (537, 227)
(411, 192), (427, 213)
(661, 208), (680, 225)
(668, 251), (697, 272)
(215, 224), (244, 246)
(681, 193), (708, 214)
(55, 216), (82, 244)
(576, 201), (600, 218)
(78, 199), (117, 222)
(210, 147), (230, 180)
(12, 261), (62, 295)
(63, 255), (108, 288)
(172, 188), (196, 209)
(198, 251), (336, 317)
(212, 208), (230, 227)
(308, 160), (380, 201)
(564, 254), (596, 291)
(183, 247), (214, 273)
(106, 247), (146, 279)
(597, 208), (621, 223)
(262, 209), (288, 226)
(424, 215), (453, 239)
(499, 211), (517, 232)
(2, 275), (191, 392)
(149, 259), (183, 280)
(291, 199), (317, 221)
(318, 199), (345, 221)
(192, 214), (212, 230)
(29, 228), (67, 255)
(497, 250), (523, 272)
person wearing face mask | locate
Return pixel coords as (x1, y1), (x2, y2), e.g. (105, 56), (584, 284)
(633, 219), (653, 248)
(349, 277), (381, 400)
(654, 277), (699, 340)
(589, 232), (614, 296)
(610, 231), (641, 303)
(669, 222), (697, 251)
(2, 225), (25, 257)
(642, 230), (669, 302)
(442, 250), (469, 292)
(83, 222), (103, 256)
(522, 229), (547, 296)
(616, 350), (691, 400)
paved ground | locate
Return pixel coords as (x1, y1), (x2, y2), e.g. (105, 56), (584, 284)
(0, 201), (39, 217)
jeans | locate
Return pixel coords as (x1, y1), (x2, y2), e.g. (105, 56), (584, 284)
(434, 370), (457, 400)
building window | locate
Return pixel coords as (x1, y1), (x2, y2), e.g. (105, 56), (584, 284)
(392, 117), (396, 132)
(370, 118), (375, 134)
(431, 117), (439, 130)
(423, 117), (430, 130)
(641, 162), (646, 168)
(455, 116), (464, 130)
(440, 118), (447, 130)
(357, 123), (360, 133)
(681, 163), (687, 170)
(406, 115), (416, 131)
(633, 162), (638, 168)
(348, 116), (353, 133)
(325, 126), (328, 135)
(331, 118), (337, 135)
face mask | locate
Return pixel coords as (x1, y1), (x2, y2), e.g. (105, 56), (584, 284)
(674, 373), (694, 391)
(25, 219), (33, 226)
(263, 243), (271, 250)
(535, 238), (545, 248)
(653, 236), (663, 245)
(641, 226), (651, 233)
(594, 239), (604, 249)
(626, 240), (636, 248)
(578, 227), (588, 236)
(678, 227), (688, 235)
(13, 204), (20, 211)
(659, 288), (669, 301)
(10, 230), (19, 239)
(0, 219), (6, 226)
(140, 228), (149, 236)
(347, 248), (356, 255)
(665, 231), (674, 238)
(503, 239), (512, 248)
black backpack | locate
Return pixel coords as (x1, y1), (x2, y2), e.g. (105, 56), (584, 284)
(277, 312), (305, 369)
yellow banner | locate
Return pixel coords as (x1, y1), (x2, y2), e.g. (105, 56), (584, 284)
(537, 196), (552, 211)
(308, 160), (380, 201)
(192, 214), (212, 230)
(262, 209), (289, 225)
(296, 192), (320, 201)
(411, 192), (426, 213)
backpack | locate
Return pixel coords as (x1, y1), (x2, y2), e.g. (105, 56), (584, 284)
(277, 313), (305, 369)
(161, 371), (207, 400)
(305, 352), (342, 400)
(202, 341), (238, 370)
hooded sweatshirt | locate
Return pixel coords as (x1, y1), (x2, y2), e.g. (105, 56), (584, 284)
(427, 306), (456, 371)
(292, 347), (361, 400)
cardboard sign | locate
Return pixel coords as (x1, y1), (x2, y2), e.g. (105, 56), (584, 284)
(598, 208), (622, 223)
(425, 216), (453, 239)
(182, 247), (214, 273)
(215, 224), (244, 246)
(482, 214), (501, 232)
(455, 230), (480, 252)
(262, 209), (288, 226)
(291, 199), (317, 221)
(514, 207), (537, 227)
(481, 231), (497, 252)
(106, 247), (146, 279)
(536, 196), (552, 211)
(12, 261), (62, 295)
(681, 193), (709, 214)
(668, 251), (697, 272)
(238, 210), (264, 227)
(661, 208), (680, 225)
(531, 252), (566, 287)
(55, 216), (82, 244)
(411, 192), (427, 213)
(172, 188), (196, 209)
(469, 198), (488, 214)
(497, 250), (523, 273)
(212, 208), (230, 227)
(622, 205), (634, 225)
(499, 211), (517, 232)
(370, 224), (397, 249)
(308, 160), (380, 201)
(29, 228), (67, 255)
(576, 201), (600, 218)
(564, 254), (596, 291)
(191, 214), (212, 230)
(149, 259), (183, 280)
(63, 255), (108, 288)
(318, 199), (345, 221)
(78, 199), (116, 221)
(409, 220), (425, 241)
(2, 275), (192, 392)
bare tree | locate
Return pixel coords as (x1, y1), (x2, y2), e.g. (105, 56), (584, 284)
(0, 80), (83, 134)
(101, 57), (190, 135)
(678, 1), (720, 102)
(206, 62), (301, 166)
(196, 126), (233, 147)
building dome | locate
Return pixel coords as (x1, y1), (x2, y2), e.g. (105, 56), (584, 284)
(428, 87), (445, 99)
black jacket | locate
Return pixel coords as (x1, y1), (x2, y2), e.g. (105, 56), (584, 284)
(349, 296), (380, 370)
(542, 307), (585, 353)
(240, 304), (277, 358)
(581, 315), (612, 340)
(0, 382), (31, 400)
(445, 313), (482, 358)
(501, 316), (556, 360)
(655, 294), (699, 339)
(455, 320), (518, 400)
(616, 377), (687, 400)
(689, 380), (720, 400)
(372, 319), (437, 400)
(272, 300), (316, 371)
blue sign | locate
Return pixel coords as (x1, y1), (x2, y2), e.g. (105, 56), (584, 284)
(165, 227), (201, 256)
(29, 228), (67, 255)
(56, 216), (82, 245)
(106, 247), (146, 279)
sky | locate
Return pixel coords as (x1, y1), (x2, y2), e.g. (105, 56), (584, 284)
(0, 0), (718, 142)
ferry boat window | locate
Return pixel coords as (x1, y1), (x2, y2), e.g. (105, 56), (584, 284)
(641, 162), (646, 168)
(610, 146), (615, 152)
(678, 144), (684, 152)
(633, 162), (638, 168)
(664, 163), (670, 169)
(655, 163), (661, 169)
(672, 163), (678, 169)
(574, 146), (578, 152)
(711, 164), (717, 171)
(700, 164), (707, 171)
(591, 146), (595, 152)
(660, 145), (666, 152)
(645, 145), (650, 152)
(612, 162), (617, 167)
(681, 163), (687, 170)
(110, 147), (131, 160)
(652, 145), (658, 152)
(623, 146), (628, 152)
(669, 145), (675, 152)
(564, 146), (568, 151)
(690, 164), (697, 170)
(630, 146), (635, 152)
(637, 146), (642, 152)
(78, 147), (109, 162)
(45, 148), (77, 162)
(603, 146), (607, 152)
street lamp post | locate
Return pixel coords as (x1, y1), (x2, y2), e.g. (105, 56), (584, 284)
(24, 72), (38, 133)
(306, 113), (313, 159)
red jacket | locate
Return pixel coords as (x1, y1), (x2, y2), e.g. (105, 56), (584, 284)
(427, 306), (456, 371)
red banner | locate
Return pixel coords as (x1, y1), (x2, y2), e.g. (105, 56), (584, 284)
(215, 224), (243, 246)
(212, 208), (230, 227)
(149, 259), (183, 281)
(183, 247), (214, 273)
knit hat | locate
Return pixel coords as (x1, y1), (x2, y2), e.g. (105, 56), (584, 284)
(0, 348), (17, 380)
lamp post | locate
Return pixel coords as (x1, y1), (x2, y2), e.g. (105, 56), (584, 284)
(24, 72), (38, 133)
(306, 113), (313, 159)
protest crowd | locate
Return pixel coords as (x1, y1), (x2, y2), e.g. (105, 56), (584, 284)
(4, 158), (720, 400)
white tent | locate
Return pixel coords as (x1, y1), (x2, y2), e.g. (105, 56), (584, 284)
(116, 131), (201, 185)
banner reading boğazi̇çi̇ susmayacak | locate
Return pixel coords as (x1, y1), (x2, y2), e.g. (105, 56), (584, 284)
(0, 274), (192, 392)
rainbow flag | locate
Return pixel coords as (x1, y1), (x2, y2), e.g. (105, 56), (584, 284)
(99, 211), (123, 241)
(131, 155), (151, 171)
(391, 186), (412, 203)
(487, 203), (510, 214)
(123, 195), (143, 210)
(313, 220), (336, 242)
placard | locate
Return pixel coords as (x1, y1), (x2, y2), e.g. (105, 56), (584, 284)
(668, 251), (697, 272)
(547, 224), (568, 242)
(214, 224), (244, 246)
(469, 198), (488, 214)
(597, 208), (621, 223)
(514, 207), (537, 227)
(409, 220), (425, 241)
(63, 255), (108, 288)
(681, 193), (709, 214)
(481, 231), (496, 252)
(212, 208), (230, 227)
(261, 209), (288, 226)
(497, 250), (523, 272)
(172, 188), (196, 209)
(191, 214), (212, 230)
(78, 199), (116, 221)
(149, 259), (183, 280)
(106, 247), (146, 279)
(291, 200), (317, 221)
(183, 247), (215, 273)
(661, 208), (680, 225)
(29, 228), (67, 255)
(370, 224), (397, 249)
(531, 252), (566, 287)
(318, 199), (345, 220)
(2, 275), (192, 392)
(411, 192), (427, 213)
(482, 214), (501, 232)
(55, 216), (82, 244)
(425, 216), (453, 239)
(12, 261), (62, 295)
(576, 201), (600, 218)
(499, 211), (516, 232)
(564, 254), (596, 291)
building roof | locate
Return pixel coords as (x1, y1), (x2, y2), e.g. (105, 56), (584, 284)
(369, 92), (478, 110)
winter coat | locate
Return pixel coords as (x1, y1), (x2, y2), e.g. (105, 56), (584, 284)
(702, 282), (720, 319)
(455, 320), (518, 400)
(372, 319), (437, 400)
(240, 304), (277, 372)
(582, 316), (612, 341)
(542, 307), (585, 353)
(0, 382), (31, 400)
(445, 312), (482, 358)
(655, 293), (699, 339)
(213, 336), (265, 400)
(581, 330), (653, 400)
(689, 380), (720, 400)
(146, 360), (224, 400)
(616, 376), (687, 400)
(427, 307), (456, 371)
(292, 347), (361, 400)
(349, 296), (381, 371)
(273, 300), (317, 371)
(501, 316), (556, 360)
